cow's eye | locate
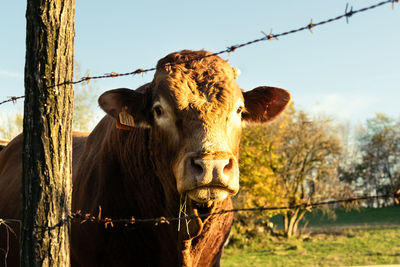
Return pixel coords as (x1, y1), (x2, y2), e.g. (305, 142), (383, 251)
(237, 106), (243, 114)
(154, 106), (163, 117)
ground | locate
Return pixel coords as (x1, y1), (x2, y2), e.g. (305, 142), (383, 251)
(221, 206), (400, 266)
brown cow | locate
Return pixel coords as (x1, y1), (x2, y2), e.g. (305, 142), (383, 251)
(0, 50), (290, 266)
(0, 140), (9, 152)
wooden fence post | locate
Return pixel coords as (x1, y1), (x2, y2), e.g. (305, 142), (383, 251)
(21, 0), (75, 265)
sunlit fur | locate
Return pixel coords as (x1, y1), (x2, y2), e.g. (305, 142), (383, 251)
(152, 50), (243, 203)
(0, 50), (290, 266)
(73, 50), (244, 266)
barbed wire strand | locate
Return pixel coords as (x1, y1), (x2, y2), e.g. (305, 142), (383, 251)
(1, 191), (398, 228)
(70, 191), (399, 227)
(0, 0), (397, 106)
(0, 96), (25, 106)
(0, 219), (17, 267)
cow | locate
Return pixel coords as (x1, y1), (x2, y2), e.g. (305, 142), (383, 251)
(0, 50), (290, 266)
(0, 140), (8, 152)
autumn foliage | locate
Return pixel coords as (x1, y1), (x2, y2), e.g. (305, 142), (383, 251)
(234, 105), (353, 238)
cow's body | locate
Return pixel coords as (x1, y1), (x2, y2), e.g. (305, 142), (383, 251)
(0, 50), (290, 266)
(0, 140), (8, 152)
(70, 116), (234, 266)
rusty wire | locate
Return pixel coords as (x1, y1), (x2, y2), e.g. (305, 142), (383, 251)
(2, 191), (398, 228)
(0, 0), (397, 106)
(0, 96), (25, 106)
(68, 190), (400, 227)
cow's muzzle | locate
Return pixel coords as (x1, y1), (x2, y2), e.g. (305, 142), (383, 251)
(176, 152), (240, 204)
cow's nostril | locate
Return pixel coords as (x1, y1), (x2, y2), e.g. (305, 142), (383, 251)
(223, 158), (233, 175)
(191, 158), (204, 176)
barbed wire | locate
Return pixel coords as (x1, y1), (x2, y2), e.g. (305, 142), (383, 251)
(68, 190), (400, 228)
(1, 190), (399, 229)
(0, 96), (25, 106)
(0, 0), (398, 106)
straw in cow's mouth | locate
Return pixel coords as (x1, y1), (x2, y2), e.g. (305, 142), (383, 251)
(178, 195), (189, 235)
(178, 195), (215, 238)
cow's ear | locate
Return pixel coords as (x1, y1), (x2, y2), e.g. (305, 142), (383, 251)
(242, 86), (291, 123)
(98, 88), (150, 130)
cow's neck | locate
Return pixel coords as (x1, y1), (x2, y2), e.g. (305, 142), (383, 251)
(78, 117), (234, 266)
(103, 126), (180, 219)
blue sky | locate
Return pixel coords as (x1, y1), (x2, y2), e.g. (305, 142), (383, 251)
(1, 0), (399, 126)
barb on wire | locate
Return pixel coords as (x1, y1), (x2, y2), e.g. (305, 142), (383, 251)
(0, 191), (398, 229)
(0, 0), (396, 106)
(308, 19), (316, 33)
(155, 217), (170, 226)
(0, 96), (25, 106)
(69, 67), (154, 86)
(68, 191), (398, 228)
(345, 3), (354, 24)
(261, 29), (278, 40)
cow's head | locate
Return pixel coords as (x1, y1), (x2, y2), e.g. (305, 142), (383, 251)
(98, 50), (290, 206)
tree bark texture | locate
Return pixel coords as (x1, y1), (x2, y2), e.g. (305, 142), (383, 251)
(22, 0), (75, 266)
(283, 208), (307, 238)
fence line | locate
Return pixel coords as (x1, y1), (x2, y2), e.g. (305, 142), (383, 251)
(0, 96), (25, 106)
(0, 0), (397, 106)
(1, 191), (399, 229)
(69, 190), (400, 228)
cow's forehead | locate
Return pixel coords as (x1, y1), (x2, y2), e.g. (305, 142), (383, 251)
(152, 50), (243, 111)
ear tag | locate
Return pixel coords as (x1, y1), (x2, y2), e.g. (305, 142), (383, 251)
(116, 120), (133, 130)
(117, 106), (135, 130)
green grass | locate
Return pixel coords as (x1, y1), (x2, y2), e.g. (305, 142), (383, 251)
(269, 206), (400, 229)
(221, 206), (400, 266)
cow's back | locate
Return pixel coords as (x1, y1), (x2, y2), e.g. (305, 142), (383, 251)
(0, 135), (23, 218)
(0, 135), (23, 267)
(0, 132), (89, 266)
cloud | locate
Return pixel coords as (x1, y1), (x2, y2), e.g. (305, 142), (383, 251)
(0, 70), (23, 78)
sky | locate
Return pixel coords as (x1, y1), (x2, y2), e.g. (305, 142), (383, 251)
(1, 0), (399, 127)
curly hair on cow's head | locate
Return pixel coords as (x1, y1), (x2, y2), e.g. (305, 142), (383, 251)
(153, 50), (240, 111)
(156, 50), (224, 71)
(156, 50), (236, 83)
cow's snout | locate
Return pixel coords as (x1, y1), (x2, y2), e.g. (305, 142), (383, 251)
(188, 157), (235, 187)
(176, 153), (239, 203)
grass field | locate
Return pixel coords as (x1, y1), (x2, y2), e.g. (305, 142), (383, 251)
(221, 206), (400, 266)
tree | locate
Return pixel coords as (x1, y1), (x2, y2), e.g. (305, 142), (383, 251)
(72, 62), (98, 131)
(0, 113), (23, 140)
(0, 62), (97, 141)
(237, 106), (351, 238)
(233, 121), (285, 240)
(340, 113), (400, 207)
(22, 0), (75, 265)
(278, 111), (344, 237)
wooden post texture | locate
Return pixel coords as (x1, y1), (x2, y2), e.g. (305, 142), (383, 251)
(22, 0), (75, 265)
